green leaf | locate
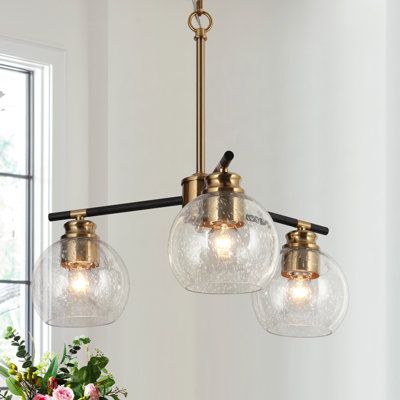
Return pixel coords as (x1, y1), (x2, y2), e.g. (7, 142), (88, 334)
(16, 350), (26, 358)
(22, 361), (32, 368)
(60, 344), (67, 364)
(3, 327), (14, 340)
(97, 376), (115, 389)
(5, 377), (24, 397)
(71, 367), (86, 383)
(41, 356), (59, 391)
(79, 336), (91, 345)
(81, 363), (101, 384)
(88, 356), (109, 370)
(0, 366), (9, 378)
(70, 382), (83, 399)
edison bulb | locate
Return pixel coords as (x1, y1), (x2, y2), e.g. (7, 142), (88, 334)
(33, 237), (130, 327)
(69, 271), (90, 295)
(287, 274), (313, 304)
(208, 225), (240, 260)
(253, 248), (348, 338)
(169, 192), (279, 294)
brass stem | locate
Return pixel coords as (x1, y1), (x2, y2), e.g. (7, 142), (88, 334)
(196, 33), (206, 173)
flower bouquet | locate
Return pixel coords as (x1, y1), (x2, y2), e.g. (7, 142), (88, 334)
(0, 327), (127, 400)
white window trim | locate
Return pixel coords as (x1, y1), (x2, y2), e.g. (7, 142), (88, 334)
(0, 35), (66, 358)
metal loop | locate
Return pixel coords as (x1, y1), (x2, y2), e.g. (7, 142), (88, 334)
(188, 11), (213, 33)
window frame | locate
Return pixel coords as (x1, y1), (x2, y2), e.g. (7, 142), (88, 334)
(0, 63), (34, 352)
(0, 35), (66, 361)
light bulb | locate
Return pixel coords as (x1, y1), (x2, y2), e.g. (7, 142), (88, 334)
(33, 219), (130, 327)
(208, 225), (239, 260)
(69, 271), (89, 295)
(169, 192), (279, 294)
(253, 245), (348, 338)
(287, 274), (312, 304)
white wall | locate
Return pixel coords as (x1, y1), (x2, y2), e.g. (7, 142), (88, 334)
(0, 0), (394, 399)
(387, 0), (400, 398)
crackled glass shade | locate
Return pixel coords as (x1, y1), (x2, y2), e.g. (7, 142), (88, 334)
(252, 248), (348, 338)
(33, 237), (130, 327)
(168, 192), (279, 294)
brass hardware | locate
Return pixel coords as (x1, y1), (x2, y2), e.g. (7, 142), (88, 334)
(195, 24), (206, 173)
(61, 219), (99, 270)
(187, 4), (213, 175)
(195, 0), (203, 13)
(181, 173), (207, 206)
(188, 11), (213, 34)
(181, 2), (215, 205)
(201, 193), (245, 229)
(70, 209), (87, 220)
(297, 220), (312, 231)
(281, 229), (320, 279)
(203, 171), (244, 194)
(201, 169), (245, 228)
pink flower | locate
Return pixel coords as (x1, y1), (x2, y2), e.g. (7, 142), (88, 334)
(53, 386), (74, 400)
(84, 384), (100, 400)
(33, 395), (50, 400)
(33, 395), (52, 400)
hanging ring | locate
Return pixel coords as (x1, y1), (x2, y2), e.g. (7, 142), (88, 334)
(188, 11), (213, 33)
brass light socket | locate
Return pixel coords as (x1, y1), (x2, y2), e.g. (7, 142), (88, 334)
(203, 171), (244, 194)
(281, 229), (320, 279)
(181, 173), (207, 206)
(61, 219), (100, 270)
(201, 171), (245, 228)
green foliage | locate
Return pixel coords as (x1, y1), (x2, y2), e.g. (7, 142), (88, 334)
(3, 327), (14, 340)
(41, 356), (59, 391)
(0, 365), (9, 378)
(0, 327), (126, 400)
(5, 377), (24, 398)
(0, 389), (13, 400)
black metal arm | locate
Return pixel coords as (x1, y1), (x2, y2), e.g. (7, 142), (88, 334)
(48, 151), (329, 235)
(49, 196), (183, 221)
(48, 196), (329, 235)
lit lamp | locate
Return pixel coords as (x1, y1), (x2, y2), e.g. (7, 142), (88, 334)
(168, 152), (279, 294)
(32, 217), (129, 327)
(34, 0), (348, 334)
(252, 225), (348, 337)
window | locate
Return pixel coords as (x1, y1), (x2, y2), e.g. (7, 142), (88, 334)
(0, 65), (33, 355)
(0, 43), (55, 378)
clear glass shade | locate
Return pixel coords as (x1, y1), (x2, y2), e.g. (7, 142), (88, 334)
(33, 238), (130, 327)
(168, 192), (279, 294)
(252, 248), (348, 337)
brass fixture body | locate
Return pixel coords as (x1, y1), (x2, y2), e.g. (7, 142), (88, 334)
(201, 167), (245, 228)
(61, 218), (99, 270)
(181, 173), (207, 206)
(281, 226), (320, 279)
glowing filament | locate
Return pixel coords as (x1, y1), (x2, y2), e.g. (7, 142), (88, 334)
(288, 275), (312, 304)
(70, 272), (89, 294)
(208, 225), (239, 260)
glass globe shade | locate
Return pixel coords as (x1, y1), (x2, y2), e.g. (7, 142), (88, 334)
(252, 248), (348, 337)
(33, 237), (130, 327)
(168, 192), (279, 294)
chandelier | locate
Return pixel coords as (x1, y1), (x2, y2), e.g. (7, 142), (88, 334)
(32, 0), (348, 338)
